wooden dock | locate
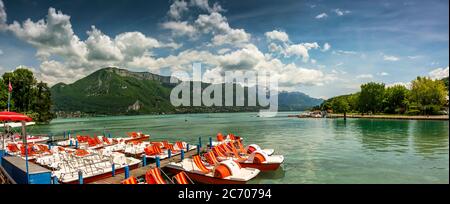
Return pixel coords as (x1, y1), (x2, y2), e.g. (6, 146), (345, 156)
(1, 156), (52, 184)
(91, 148), (201, 184)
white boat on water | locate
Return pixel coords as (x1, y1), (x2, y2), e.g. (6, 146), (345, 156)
(165, 155), (260, 184)
(124, 140), (196, 159)
(1, 134), (49, 149)
(144, 141), (197, 159)
(55, 138), (77, 147)
(2, 122), (48, 143)
(245, 144), (274, 156)
(3, 142), (56, 161)
(50, 150), (141, 184)
(211, 133), (274, 156)
(211, 145), (284, 171)
(35, 148), (74, 169)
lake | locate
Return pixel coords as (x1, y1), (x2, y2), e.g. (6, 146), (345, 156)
(27, 112), (449, 184)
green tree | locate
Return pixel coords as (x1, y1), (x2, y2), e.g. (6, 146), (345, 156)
(442, 77), (449, 90)
(383, 85), (409, 114)
(2, 67), (54, 123)
(2, 68), (37, 112)
(358, 82), (385, 114)
(347, 92), (360, 112)
(0, 78), (15, 110)
(320, 100), (333, 112)
(321, 93), (358, 114)
(332, 97), (350, 120)
(409, 77), (447, 115)
(33, 82), (55, 123)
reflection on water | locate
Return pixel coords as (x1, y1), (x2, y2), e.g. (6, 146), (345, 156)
(352, 119), (411, 153)
(411, 121), (449, 157)
(249, 167), (286, 184)
(27, 112), (449, 184)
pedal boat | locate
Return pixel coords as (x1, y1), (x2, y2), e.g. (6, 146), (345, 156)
(212, 133), (274, 156)
(245, 144), (274, 156)
(165, 155), (260, 184)
(141, 141), (196, 160)
(121, 167), (187, 184)
(121, 132), (150, 144)
(52, 151), (141, 184)
(5, 143), (53, 162)
(212, 143), (284, 171)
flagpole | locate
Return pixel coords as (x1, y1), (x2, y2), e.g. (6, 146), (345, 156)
(7, 79), (11, 112)
(7, 92), (10, 112)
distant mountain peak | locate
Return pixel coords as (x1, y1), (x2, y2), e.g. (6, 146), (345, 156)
(91, 67), (179, 84)
(53, 82), (67, 87)
(51, 67), (323, 116)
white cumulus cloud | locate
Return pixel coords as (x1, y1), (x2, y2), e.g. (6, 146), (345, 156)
(0, 7), (181, 85)
(86, 26), (124, 61)
(387, 82), (412, 89)
(190, 0), (223, 13)
(0, 0), (6, 30)
(265, 30), (289, 42)
(429, 66), (449, 80)
(211, 28), (250, 46)
(168, 0), (223, 20)
(7, 7), (88, 61)
(195, 12), (251, 46)
(0, 0), (337, 91)
(115, 31), (161, 58)
(284, 42), (319, 62)
(161, 21), (197, 37)
(168, 0), (188, 20)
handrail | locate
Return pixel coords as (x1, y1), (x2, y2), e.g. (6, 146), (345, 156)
(158, 167), (175, 184)
(171, 171), (195, 184)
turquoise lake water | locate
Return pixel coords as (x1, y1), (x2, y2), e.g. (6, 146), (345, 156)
(27, 112), (449, 184)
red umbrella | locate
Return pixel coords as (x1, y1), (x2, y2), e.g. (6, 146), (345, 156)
(0, 111), (33, 122)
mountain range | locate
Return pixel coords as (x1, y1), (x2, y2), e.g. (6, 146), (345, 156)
(50, 67), (323, 117)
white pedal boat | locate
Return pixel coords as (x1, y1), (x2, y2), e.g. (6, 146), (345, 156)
(52, 152), (140, 184)
(165, 155), (260, 184)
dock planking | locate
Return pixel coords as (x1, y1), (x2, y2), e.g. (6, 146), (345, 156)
(91, 148), (201, 184)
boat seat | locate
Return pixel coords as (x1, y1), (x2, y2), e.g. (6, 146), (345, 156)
(175, 141), (185, 150)
(193, 155), (211, 174)
(217, 132), (225, 142)
(7, 143), (20, 152)
(204, 152), (219, 165)
(122, 176), (138, 184)
(167, 144), (179, 153)
(144, 146), (155, 156)
(145, 168), (167, 184)
(212, 146), (227, 158)
(173, 172), (192, 184)
(102, 137), (111, 145)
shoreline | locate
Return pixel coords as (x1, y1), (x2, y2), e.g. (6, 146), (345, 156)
(326, 114), (449, 121)
(52, 110), (307, 120)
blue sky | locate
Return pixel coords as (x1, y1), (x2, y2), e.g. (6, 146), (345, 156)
(0, 0), (448, 98)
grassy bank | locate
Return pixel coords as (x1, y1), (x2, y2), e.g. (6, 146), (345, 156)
(327, 113), (449, 121)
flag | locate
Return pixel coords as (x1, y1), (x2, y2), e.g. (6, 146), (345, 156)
(8, 81), (12, 92)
